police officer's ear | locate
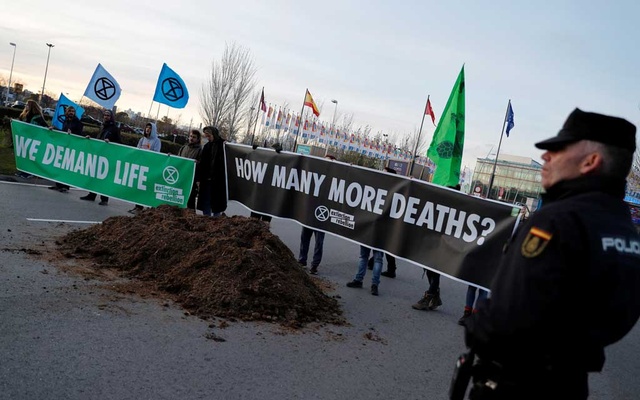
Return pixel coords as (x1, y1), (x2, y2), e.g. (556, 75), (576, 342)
(580, 152), (602, 174)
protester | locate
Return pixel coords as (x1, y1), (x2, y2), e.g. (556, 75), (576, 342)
(457, 286), (488, 326)
(128, 122), (161, 214)
(178, 129), (203, 211)
(462, 109), (640, 399)
(48, 106), (84, 192)
(79, 110), (121, 206)
(16, 100), (48, 178)
(197, 126), (227, 217)
(346, 246), (384, 296)
(412, 184), (461, 311)
(366, 166), (399, 278)
(297, 154), (336, 274)
(411, 269), (443, 311)
(18, 100), (48, 127)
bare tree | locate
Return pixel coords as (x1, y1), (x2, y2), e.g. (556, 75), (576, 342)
(199, 43), (257, 142)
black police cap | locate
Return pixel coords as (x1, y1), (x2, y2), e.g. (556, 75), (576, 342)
(535, 108), (636, 152)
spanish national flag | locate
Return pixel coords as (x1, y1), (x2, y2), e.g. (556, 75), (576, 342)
(304, 89), (320, 117)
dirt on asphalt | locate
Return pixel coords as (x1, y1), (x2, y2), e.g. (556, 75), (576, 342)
(56, 205), (345, 328)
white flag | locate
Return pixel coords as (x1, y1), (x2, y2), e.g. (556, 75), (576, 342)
(83, 63), (121, 109)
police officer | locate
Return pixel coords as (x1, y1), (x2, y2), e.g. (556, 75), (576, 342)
(462, 109), (640, 399)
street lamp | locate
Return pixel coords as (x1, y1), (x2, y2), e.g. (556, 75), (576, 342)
(325, 99), (338, 156)
(4, 42), (16, 105)
(40, 43), (54, 105)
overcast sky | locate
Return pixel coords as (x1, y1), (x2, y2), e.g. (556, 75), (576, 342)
(2, 0), (639, 169)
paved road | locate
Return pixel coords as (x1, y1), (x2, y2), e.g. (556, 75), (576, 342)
(1, 179), (638, 399)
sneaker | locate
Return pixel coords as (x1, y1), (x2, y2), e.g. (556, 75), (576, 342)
(98, 201), (108, 206)
(381, 270), (396, 278)
(298, 260), (307, 268)
(370, 284), (379, 296)
(309, 265), (318, 275)
(411, 292), (433, 311)
(58, 187), (68, 193)
(428, 292), (443, 310)
(346, 280), (363, 288)
(458, 309), (472, 326)
(80, 195), (94, 201)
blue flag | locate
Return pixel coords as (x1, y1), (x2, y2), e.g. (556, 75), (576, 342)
(153, 63), (189, 109)
(83, 63), (121, 109)
(52, 93), (85, 130)
(506, 101), (515, 137)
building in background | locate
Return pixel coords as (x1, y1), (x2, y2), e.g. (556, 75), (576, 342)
(470, 154), (543, 210)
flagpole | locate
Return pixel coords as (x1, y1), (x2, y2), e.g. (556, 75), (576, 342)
(293, 89), (308, 152)
(155, 102), (161, 121)
(486, 99), (511, 199)
(250, 89), (263, 146)
(408, 95), (430, 177)
(147, 100), (154, 119)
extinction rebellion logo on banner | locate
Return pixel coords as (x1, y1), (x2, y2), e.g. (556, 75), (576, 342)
(154, 166), (184, 205)
(329, 209), (355, 229)
(314, 204), (355, 230)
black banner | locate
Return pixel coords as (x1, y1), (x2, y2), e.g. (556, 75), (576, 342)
(226, 144), (519, 289)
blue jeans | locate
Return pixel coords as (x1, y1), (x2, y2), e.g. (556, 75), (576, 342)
(465, 286), (488, 309)
(298, 227), (325, 267)
(355, 246), (383, 286)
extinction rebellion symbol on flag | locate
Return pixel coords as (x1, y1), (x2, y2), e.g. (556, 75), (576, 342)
(56, 104), (68, 124)
(161, 78), (185, 102)
(94, 77), (117, 101)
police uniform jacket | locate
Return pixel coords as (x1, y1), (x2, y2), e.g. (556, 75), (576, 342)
(465, 175), (640, 373)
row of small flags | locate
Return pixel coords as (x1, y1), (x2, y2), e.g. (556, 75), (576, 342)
(52, 63), (189, 129)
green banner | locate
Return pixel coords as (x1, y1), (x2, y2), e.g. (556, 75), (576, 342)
(12, 120), (195, 208)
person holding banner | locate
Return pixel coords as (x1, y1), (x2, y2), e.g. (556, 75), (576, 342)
(457, 286), (488, 326)
(15, 100), (49, 178)
(197, 126), (227, 217)
(178, 129), (203, 211)
(129, 123), (162, 214)
(412, 184), (461, 312)
(48, 106), (83, 192)
(80, 110), (121, 206)
(19, 100), (48, 127)
(346, 247), (384, 296)
(297, 154), (336, 274)
(460, 109), (640, 399)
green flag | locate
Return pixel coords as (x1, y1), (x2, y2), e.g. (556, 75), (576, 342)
(427, 65), (465, 187)
(11, 120), (195, 208)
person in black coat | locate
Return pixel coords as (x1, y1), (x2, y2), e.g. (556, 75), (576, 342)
(462, 109), (640, 399)
(79, 110), (121, 205)
(48, 106), (84, 192)
(196, 126), (227, 216)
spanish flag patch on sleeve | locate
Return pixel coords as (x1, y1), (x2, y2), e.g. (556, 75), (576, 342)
(521, 227), (553, 258)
